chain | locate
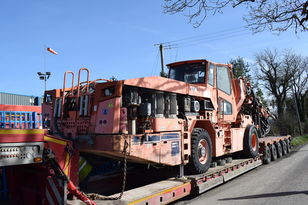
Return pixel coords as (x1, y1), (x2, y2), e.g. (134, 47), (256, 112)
(86, 139), (129, 200)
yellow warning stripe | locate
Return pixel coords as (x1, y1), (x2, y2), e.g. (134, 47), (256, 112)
(44, 136), (71, 175)
(0, 129), (44, 134)
(127, 182), (191, 205)
(64, 153), (70, 175)
(44, 136), (68, 146)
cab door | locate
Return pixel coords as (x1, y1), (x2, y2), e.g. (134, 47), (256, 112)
(215, 65), (235, 122)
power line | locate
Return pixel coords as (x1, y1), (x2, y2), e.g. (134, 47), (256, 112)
(161, 26), (246, 45)
(172, 31), (251, 48)
(169, 29), (248, 47)
(151, 49), (160, 76)
(154, 26), (252, 75)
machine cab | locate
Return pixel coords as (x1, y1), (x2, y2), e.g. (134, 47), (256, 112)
(167, 60), (207, 85)
(167, 59), (236, 122)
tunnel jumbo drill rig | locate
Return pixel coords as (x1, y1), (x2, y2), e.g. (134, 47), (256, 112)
(43, 59), (270, 174)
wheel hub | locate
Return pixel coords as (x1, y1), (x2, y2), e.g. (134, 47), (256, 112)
(199, 147), (206, 157)
(198, 139), (209, 164)
(251, 133), (257, 151)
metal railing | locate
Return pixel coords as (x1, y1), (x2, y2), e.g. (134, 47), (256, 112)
(0, 111), (42, 129)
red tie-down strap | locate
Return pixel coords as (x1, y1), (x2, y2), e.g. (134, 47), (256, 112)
(45, 147), (96, 205)
(67, 180), (96, 205)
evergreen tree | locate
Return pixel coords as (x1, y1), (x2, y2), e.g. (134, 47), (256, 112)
(229, 57), (251, 81)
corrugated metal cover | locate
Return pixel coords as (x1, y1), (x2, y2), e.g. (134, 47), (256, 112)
(0, 92), (42, 106)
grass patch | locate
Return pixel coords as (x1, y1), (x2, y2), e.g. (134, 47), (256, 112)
(291, 135), (308, 146)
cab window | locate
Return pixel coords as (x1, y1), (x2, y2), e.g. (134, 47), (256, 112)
(220, 99), (232, 115)
(208, 63), (214, 86)
(217, 66), (231, 95)
(169, 62), (205, 83)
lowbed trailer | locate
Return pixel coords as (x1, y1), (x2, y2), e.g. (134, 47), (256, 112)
(0, 130), (291, 205)
(66, 135), (291, 205)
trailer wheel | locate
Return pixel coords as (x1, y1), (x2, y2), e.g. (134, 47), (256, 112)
(226, 157), (232, 163)
(270, 144), (277, 161)
(275, 142), (282, 158)
(188, 128), (212, 174)
(285, 139), (290, 153)
(263, 145), (271, 164)
(217, 159), (226, 166)
(281, 140), (287, 155)
(243, 125), (259, 158)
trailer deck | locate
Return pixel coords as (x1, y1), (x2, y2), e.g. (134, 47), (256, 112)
(68, 135), (292, 205)
(67, 157), (262, 205)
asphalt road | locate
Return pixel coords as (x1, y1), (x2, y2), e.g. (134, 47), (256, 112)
(175, 143), (308, 205)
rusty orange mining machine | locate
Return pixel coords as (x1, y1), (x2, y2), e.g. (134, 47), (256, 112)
(43, 59), (271, 175)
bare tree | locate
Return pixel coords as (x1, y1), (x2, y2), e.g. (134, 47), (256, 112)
(254, 49), (308, 134)
(288, 53), (308, 122)
(284, 51), (308, 134)
(255, 50), (293, 117)
(163, 0), (308, 32)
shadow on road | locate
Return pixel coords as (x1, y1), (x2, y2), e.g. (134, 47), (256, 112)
(219, 190), (308, 201)
(291, 149), (308, 153)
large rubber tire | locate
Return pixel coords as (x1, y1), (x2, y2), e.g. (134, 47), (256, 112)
(281, 140), (287, 155)
(270, 144), (277, 161)
(188, 128), (212, 174)
(275, 142), (282, 158)
(285, 139), (291, 153)
(243, 125), (259, 158)
(263, 145), (271, 164)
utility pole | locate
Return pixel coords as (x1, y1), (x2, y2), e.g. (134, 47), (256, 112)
(291, 81), (302, 135)
(159, 44), (166, 77)
(37, 72), (51, 92)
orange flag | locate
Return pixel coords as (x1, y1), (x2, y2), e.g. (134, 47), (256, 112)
(47, 47), (58, 55)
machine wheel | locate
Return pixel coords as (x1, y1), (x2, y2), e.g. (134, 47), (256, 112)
(275, 142), (282, 158)
(285, 139), (291, 153)
(281, 140), (287, 155)
(263, 145), (271, 164)
(244, 125), (259, 158)
(270, 144), (277, 161)
(188, 128), (212, 174)
(210, 162), (217, 168)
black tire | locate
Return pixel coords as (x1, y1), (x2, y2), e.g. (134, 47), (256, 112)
(285, 139), (290, 153)
(263, 145), (271, 164)
(275, 142), (282, 158)
(217, 159), (226, 166)
(244, 125), (259, 158)
(188, 128), (212, 174)
(270, 144), (277, 161)
(226, 157), (232, 163)
(281, 140), (287, 155)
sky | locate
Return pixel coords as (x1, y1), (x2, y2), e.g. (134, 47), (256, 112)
(0, 0), (307, 96)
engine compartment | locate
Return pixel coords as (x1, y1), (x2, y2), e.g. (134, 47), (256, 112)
(119, 86), (214, 135)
